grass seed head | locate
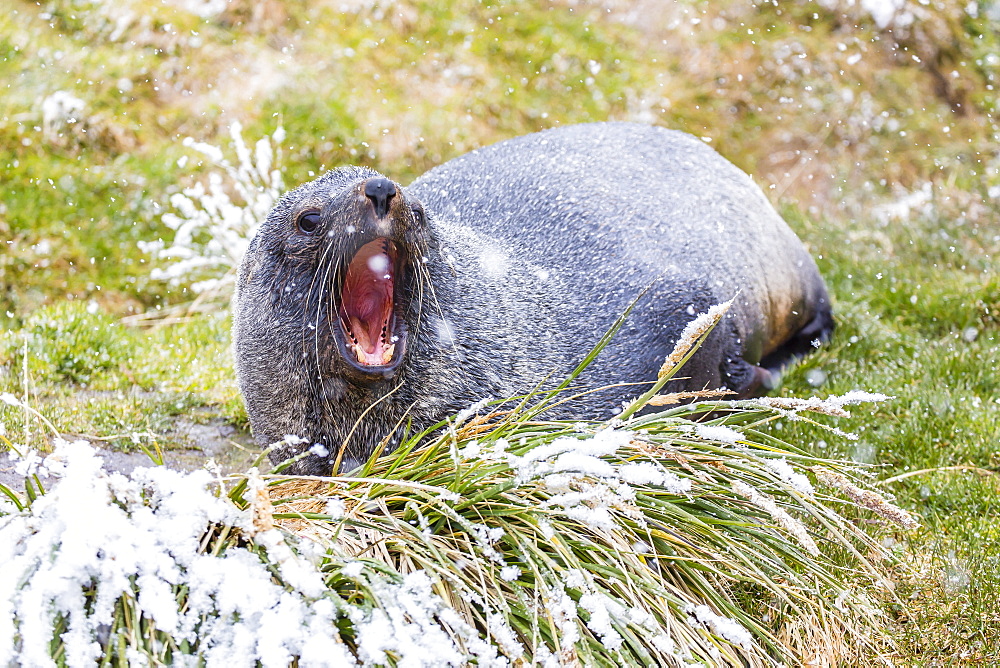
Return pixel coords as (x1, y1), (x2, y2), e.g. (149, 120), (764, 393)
(732, 480), (821, 557)
(813, 467), (920, 530)
(657, 298), (734, 380)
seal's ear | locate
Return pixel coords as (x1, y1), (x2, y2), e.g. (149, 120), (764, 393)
(233, 248), (261, 307)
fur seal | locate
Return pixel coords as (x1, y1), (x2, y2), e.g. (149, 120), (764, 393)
(233, 122), (833, 475)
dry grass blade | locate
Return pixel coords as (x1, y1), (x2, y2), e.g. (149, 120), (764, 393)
(647, 389), (735, 406)
(813, 467), (919, 530)
(656, 298), (734, 381)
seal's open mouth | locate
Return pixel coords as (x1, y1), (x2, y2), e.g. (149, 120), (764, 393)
(338, 237), (401, 368)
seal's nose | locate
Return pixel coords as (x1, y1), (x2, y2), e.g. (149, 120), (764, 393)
(364, 177), (397, 218)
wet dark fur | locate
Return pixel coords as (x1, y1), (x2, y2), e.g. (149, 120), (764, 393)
(233, 122), (833, 474)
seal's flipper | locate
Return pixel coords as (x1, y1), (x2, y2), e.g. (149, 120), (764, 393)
(722, 354), (777, 400)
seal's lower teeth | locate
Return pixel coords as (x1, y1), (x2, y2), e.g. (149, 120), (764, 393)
(351, 342), (394, 366)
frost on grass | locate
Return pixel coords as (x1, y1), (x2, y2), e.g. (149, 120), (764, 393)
(685, 604), (754, 649)
(732, 480), (820, 557)
(0, 441), (502, 667)
(143, 122), (285, 296)
(765, 458), (815, 495)
(502, 426), (691, 533)
(510, 426), (689, 495)
(691, 423), (744, 445)
(657, 298), (733, 380)
(813, 467), (919, 529)
(579, 593), (626, 651)
(324, 497), (346, 519)
(352, 572), (466, 667)
(749, 391), (891, 419)
(453, 396), (494, 427)
(747, 391), (892, 440)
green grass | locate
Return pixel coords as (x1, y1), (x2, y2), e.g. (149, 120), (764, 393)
(780, 320), (1000, 661)
(777, 197), (1000, 662)
(0, 305), (242, 453)
(2, 0), (999, 661)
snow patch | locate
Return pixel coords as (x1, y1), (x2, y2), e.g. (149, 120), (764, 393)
(0, 441), (505, 666)
(692, 424), (743, 444)
(685, 604), (754, 648)
(764, 458), (814, 495)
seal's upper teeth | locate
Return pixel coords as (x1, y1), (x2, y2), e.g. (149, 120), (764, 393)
(353, 344), (366, 364)
(382, 344), (395, 364)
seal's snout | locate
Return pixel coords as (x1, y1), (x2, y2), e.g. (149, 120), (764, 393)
(364, 177), (397, 218)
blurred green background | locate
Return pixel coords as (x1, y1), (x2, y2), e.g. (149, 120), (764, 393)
(1, 0), (998, 661)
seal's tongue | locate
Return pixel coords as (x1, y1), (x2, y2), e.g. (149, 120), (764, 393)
(340, 238), (396, 366)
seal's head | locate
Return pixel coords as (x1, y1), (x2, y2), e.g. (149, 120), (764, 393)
(233, 166), (431, 474)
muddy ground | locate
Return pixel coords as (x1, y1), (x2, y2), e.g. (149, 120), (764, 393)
(0, 417), (260, 490)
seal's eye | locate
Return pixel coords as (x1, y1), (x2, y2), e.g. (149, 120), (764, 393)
(411, 205), (425, 225)
(297, 211), (321, 234)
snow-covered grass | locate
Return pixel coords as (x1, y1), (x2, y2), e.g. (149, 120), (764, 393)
(0, 440), (481, 667)
(143, 122), (285, 298)
(0, 375), (911, 665)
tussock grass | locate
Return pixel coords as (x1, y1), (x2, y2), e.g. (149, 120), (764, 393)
(261, 398), (902, 666)
(0, 308), (914, 665)
(246, 307), (909, 665)
(0, 389), (907, 666)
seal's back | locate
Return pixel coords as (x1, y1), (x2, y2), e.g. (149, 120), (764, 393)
(409, 122), (832, 402)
